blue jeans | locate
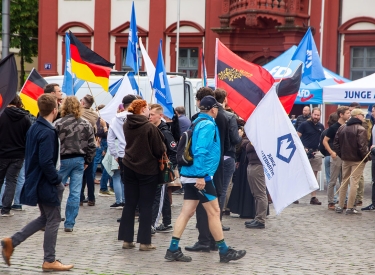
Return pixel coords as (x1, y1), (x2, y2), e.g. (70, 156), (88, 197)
(219, 157), (236, 212)
(112, 169), (124, 204)
(324, 156), (331, 186)
(59, 157), (84, 229)
(97, 139), (112, 191)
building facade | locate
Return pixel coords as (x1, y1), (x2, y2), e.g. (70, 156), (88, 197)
(38, 0), (375, 89)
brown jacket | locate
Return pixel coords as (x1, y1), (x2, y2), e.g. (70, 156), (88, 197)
(122, 114), (166, 175)
(246, 141), (262, 165)
(333, 117), (369, 162)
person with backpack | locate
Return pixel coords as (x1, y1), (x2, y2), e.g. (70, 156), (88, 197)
(323, 106), (351, 210)
(164, 95), (246, 263)
(297, 107), (325, 205)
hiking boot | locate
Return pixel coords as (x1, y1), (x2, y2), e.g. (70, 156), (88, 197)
(328, 203), (336, 210)
(156, 224), (173, 233)
(122, 242), (136, 249)
(99, 190), (113, 197)
(110, 203), (123, 209)
(1, 237), (14, 266)
(139, 244), (156, 251)
(165, 247), (192, 262)
(310, 197), (322, 205)
(219, 248), (247, 263)
(346, 208), (362, 215)
(335, 206), (343, 213)
(11, 205), (22, 211)
(361, 204), (375, 211)
(42, 260), (74, 272)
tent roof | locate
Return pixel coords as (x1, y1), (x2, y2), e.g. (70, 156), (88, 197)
(324, 73), (375, 90)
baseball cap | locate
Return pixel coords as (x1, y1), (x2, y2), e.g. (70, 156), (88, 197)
(351, 109), (366, 116)
(199, 95), (219, 110)
(122, 94), (137, 105)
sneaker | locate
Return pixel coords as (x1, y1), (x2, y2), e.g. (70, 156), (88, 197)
(219, 248), (247, 263)
(346, 208), (362, 215)
(99, 190), (114, 197)
(361, 204), (375, 211)
(328, 203), (335, 210)
(139, 244), (156, 251)
(1, 211), (14, 217)
(335, 206), (343, 213)
(64, 228), (73, 232)
(165, 247), (192, 262)
(1, 237), (14, 266)
(156, 224), (173, 233)
(122, 242), (136, 249)
(11, 205), (22, 211)
(310, 197), (322, 205)
(151, 226), (156, 235)
(110, 203), (123, 209)
(42, 260), (74, 272)
(108, 187), (115, 194)
(88, 201), (95, 206)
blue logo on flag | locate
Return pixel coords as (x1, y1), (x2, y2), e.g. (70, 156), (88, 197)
(276, 134), (296, 163)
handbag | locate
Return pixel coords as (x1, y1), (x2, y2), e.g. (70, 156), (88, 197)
(159, 152), (176, 184)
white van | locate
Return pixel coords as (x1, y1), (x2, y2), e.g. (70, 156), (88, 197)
(44, 73), (197, 118)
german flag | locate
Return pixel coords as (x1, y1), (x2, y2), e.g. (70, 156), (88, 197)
(69, 31), (114, 91)
(20, 68), (48, 116)
(276, 63), (302, 114)
(215, 39), (275, 120)
(0, 53), (18, 116)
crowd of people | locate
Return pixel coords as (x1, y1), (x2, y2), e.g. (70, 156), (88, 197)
(1, 83), (375, 271)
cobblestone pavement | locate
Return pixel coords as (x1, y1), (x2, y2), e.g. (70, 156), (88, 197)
(1, 164), (375, 275)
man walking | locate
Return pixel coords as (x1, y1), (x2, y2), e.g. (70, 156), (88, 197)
(323, 106), (351, 210)
(297, 107), (324, 205)
(1, 94), (73, 271)
(165, 96), (246, 263)
(334, 109), (369, 215)
(0, 95), (31, 217)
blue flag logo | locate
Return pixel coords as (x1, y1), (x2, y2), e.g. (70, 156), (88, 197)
(276, 134), (296, 163)
(125, 1), (139, 74)
(291, 28), (325, 85)
(153, 40), (174, 119)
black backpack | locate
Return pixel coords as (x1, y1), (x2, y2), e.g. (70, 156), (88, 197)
(176, 118), (207, 167)
(318, 129), (329, 157)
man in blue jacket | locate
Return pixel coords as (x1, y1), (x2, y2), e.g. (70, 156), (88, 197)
(164, 96), (246, 263)
(1, 94), (74, 272)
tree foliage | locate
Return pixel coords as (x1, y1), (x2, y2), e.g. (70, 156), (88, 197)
(1, 0), (39, 86)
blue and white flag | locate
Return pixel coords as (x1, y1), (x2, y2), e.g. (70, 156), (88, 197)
(291, 28), (325, 85)
(62, 32), (74, 96)
(153, 40), (174, 119)
(127, 71), (142, 97)
(73, 78), (84, 94)
(109, 78), (123, 97)
(125, 1), (139, 74)
(100, 73), (138, 124)
(244, 85), (319, 214)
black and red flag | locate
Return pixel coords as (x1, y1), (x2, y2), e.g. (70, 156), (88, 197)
(0, 53), (18, 116)
(19, 68), (48, 116)
(276, 63), (303, 114)
(215, 39), (275, 120)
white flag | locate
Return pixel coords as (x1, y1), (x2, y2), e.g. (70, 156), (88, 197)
(244, 85), (319, 214)
(139, 38), (156, 103)
(100, 74), (136, 124)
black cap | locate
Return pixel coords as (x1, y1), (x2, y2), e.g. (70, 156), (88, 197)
(199, 95), (219, 110)
(122, 94), (137, 105)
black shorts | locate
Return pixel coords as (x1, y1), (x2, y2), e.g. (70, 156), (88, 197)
(183, 180), (217, 204)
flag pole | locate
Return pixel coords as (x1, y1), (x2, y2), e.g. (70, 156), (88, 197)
(86, 81), (101, 117)
(334, 151), (371, 196)
(136, 40), (140, 96)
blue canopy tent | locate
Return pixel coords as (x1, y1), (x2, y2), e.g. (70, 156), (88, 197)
(263, 46), (350, 104)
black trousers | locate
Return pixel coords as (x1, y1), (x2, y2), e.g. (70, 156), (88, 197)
(118, 165), (158, 244)
(371, 155), (375, 204)
(197, 158), (224, 245)
(151, 184), (171, 227)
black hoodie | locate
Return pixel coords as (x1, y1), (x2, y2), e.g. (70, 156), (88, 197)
(158, 121), (177, 166)
(0, 107), (31, 158)
(122, 114), (166, 175)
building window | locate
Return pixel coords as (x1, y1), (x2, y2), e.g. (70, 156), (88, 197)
(178, 48), (198, 78)
(121, 48), (142, 72)
(350, 47), (375, 80)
